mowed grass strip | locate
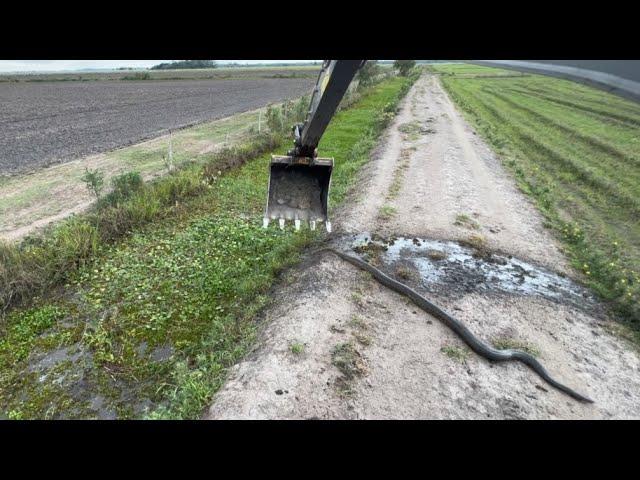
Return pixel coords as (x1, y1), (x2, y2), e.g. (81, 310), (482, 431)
(0, 76), (415, 420)
(433, 64), (640, 336)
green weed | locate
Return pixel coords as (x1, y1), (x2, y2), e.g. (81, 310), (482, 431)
(379, 205), (397, 220)
(441, 344), (469, 363)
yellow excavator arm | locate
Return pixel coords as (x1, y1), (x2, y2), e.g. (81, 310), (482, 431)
(264, 60), (640, 232)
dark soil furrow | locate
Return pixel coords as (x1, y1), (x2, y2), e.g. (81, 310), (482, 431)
(0, 77), (315, 175)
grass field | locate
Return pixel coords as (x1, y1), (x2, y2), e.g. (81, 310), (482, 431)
(0, 75), (414, 419)
(432, 64), (640, 336)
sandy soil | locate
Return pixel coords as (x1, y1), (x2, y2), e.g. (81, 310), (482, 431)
(206, 74), (640, 419)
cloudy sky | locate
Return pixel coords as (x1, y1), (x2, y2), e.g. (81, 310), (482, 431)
(0, 60), (316, 73)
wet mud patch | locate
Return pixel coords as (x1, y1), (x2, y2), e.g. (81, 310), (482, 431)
(336, 233), (599, 313)
(5, 333), (168, 419)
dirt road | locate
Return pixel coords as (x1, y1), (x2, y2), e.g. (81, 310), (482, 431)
(206, 74), (640, 419)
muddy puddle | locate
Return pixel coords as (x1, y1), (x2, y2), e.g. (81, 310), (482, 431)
(337, 233), (597, 312)
(19, 339), (168, 419)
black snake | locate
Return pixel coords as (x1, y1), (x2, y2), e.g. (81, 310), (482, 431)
(318, 247), (594, 403)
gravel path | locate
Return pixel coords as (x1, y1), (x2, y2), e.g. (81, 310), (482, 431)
(0, 77), (314, 175)
(206, 74), (640, 419)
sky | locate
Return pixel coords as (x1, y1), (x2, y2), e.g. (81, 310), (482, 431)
(0, 60), (318, 73)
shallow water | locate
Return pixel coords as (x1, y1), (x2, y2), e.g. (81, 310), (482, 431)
(341, 233), (596, 310)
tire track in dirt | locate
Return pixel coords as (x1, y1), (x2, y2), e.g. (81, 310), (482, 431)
(206, 74), (640, 419)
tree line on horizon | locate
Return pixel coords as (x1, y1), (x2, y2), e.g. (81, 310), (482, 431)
(150, 60), (324, 70)
(151, 60), (218, 70)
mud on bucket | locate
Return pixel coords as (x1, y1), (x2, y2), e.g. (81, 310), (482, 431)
(265, 155), (333, 230)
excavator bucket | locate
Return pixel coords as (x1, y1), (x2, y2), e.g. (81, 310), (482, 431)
(264, 155), (333, 231)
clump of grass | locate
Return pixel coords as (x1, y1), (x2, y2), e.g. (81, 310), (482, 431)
(426, 249), (448, 261)
(460, 234), (489, 257)
(81, 167), (105, 200)
(347, 314), (372, 346)
(387, 148), (412, 199)
(289, 342), (304, 355)
(454, 213), (480, 230)
(441, 344), (469, 363)
(349, 315), (367, 330)
(350, 292), (365, 308)
(332, 342), (367, 395)
(379, 204), (397, 220)
(353, 241), (387, 258)
(102, 171), (144, 207)
(398, 121), (422, 140)
(492, 336), (540, 357)
(357, 270), (373, 282)
(388, 176), (404, 199)
(395, 265), (417, 281)
(332, 343), (366, 378)
(265, 95), (309, 135)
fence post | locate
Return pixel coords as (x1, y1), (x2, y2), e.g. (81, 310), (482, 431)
(258, 110), (262, 133)
(169, 130), (174, 171)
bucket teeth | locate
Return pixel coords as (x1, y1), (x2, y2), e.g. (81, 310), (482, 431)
(265, 155), (334, 235)
(262, 218), (332, 231)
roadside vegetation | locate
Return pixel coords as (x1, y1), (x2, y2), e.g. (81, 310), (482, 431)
(0, 72), (418, 419)
(394, 60), (416, 77)
(432, 63), (640, 339)
(0, 103), (294, 238)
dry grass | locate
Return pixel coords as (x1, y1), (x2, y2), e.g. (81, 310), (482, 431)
(332, 342), (367, 395)
(454, 213), (480, 230)
(426, 249), (448, 261)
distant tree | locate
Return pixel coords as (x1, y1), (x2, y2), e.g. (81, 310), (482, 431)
(394, 60), (416, 76)
(356, 60), (381, 89)
(151, 60), (217, 70)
